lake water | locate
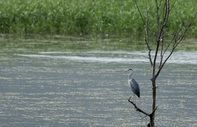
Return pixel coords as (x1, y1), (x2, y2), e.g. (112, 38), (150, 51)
(0, 36), (197, 127)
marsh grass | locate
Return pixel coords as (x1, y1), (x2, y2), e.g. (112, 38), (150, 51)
(0, 0), (196, 38)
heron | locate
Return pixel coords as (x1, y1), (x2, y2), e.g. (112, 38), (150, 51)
(124, 69), (140, 98)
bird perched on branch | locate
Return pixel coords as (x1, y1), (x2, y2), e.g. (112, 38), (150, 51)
(124, 69), (140, 98)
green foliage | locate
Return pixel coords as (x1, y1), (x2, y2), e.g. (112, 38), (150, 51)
(0, 0), (196, 38)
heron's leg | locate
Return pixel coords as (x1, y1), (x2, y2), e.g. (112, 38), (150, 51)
(133, 93), (135, 103)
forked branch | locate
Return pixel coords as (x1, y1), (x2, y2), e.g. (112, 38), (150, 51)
(128, 97), (158, 117)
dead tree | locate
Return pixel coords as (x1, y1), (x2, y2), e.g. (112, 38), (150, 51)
(128, 0), (197, 127)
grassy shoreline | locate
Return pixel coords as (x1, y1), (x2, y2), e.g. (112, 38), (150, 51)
(0, 34), (197, 52)
(0, 0), (196, 38)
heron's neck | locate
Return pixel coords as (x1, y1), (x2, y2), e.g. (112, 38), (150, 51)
(128, 72), (133, 79)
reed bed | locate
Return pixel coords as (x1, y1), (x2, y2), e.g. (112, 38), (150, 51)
(0, 0), (196, 38)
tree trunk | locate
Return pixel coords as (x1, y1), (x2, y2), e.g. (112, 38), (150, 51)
(150, 80), (156, 127)
(150, 115), (154, 127)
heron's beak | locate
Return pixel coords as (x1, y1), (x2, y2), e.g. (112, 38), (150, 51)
(123, 70), (129, 72)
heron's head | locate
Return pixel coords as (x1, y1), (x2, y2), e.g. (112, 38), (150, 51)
(123, 68), (133, 73)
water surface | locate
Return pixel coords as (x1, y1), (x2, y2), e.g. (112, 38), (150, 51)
(0, 36), (197, 127)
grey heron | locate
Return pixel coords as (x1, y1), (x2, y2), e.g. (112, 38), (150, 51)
(124, 69), (140, 98)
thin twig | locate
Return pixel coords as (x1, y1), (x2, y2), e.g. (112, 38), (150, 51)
(174, 13), (197, 48)
(145, 25), (157, 37)
(159, 0), (169, 40)
(158, 0), (162, 8)
(163, 22), (184, 55)
(159, 37), (164, 68)
(145, 0), (153, 66)
(133, 0), (145, 25)
(169, 0), (177, 12)
(155, 0), (160, 41)
(150, 106), (158, 116)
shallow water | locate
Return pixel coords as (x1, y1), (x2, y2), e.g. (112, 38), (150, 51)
(0, 36), (197, 127)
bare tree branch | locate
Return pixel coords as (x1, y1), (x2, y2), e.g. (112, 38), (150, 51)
(155, 0), (160, 39)
(163, 23), (184, 54)
(152, 42), (159, 81)
(133, 0), (145, 25)
(145, 25), (157, 37)
(134, 0), (157, 38)
(159, 0), (169, 68)
(128, 97), (150, 116)
(158, 0), (162, 8)
(169, 0), (177, 13)
(128, 96), (158, 125)
(152, 0), (161, 80)
(155, 12), (197, 79)
(159, 38), (164, 68)
(174, 14), (197, 48)
(131, 1), (196, 126)
(162, 0), (168, 25)
(163, 0), (170, 26)
(145, 0), (153, 66)
(158, 0), (170, 41)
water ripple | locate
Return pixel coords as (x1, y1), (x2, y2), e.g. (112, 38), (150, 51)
(18, 51), (197, 64)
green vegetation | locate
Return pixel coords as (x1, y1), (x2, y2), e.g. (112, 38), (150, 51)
(0, 0), (196, 38)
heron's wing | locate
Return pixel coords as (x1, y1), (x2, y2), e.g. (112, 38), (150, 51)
(130, 78), (140, 98)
